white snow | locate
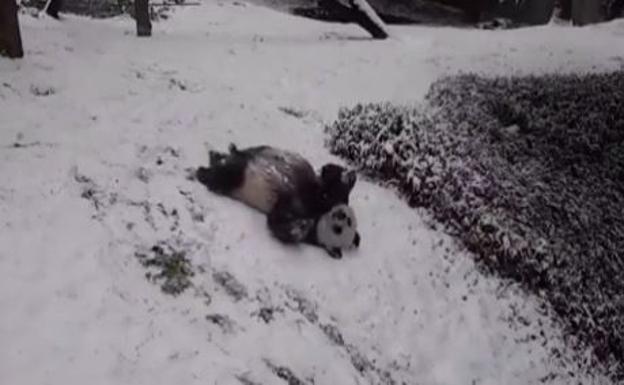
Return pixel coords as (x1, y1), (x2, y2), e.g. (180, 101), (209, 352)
(2, 2), (624, 384)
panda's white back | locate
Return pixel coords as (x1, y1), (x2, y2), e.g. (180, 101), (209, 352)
(230, 162), (278, 213)
(230, 147), (314, 214)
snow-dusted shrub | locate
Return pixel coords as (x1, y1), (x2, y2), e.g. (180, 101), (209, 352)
(20, 0), (123, 18)
(606, 0), (624, 19)
(326, 71), (624, 380)
(135, 243), (195, 296)
(19, 0), (178, 19)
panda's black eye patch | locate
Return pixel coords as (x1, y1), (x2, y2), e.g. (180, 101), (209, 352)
(332, 210), (347, 221)
(346, 218), (352, 227)
(332, 225), (343, 235)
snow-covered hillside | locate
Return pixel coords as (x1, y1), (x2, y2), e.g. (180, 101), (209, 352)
(2, 2), (624, 384)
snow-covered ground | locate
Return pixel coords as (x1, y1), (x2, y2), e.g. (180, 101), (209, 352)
(2, 2), (624, 384)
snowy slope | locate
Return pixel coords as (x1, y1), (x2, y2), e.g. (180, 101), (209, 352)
(2, 2), (624, 384)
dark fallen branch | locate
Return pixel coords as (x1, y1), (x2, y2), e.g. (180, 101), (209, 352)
(7, 141), (57, 149)
(319, 0), (389, 39)
(150, 2), (200, 6)
(294, 6), (418, 24)
(43, 0), (62, 19)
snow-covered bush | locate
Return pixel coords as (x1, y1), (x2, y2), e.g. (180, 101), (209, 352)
(19, 0), (179, 19)
(20, 0), (123, 18)
(326, 71), (624, 381)
(135, 243), (195, 296)
(604, 0), (624, 19)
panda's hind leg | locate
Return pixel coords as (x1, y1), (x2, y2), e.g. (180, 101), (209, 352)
(196, 153), (248, 195)
(196, 166), (222, 193)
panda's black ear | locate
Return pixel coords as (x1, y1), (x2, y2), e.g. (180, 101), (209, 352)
(321, 164), (356, 190)
(342, 170), (357, 190)
(320, 163), (344, 184)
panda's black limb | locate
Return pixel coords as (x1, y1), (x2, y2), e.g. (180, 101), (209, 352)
(353, 232), (361, 248)
(209, 150), (228, 166)
(327, 248), (343, 259)
(267, 194), (314, 244)
(196, 153), (248, 195)
(271, 217), (315, 244)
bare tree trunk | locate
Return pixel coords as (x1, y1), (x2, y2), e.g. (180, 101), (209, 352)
(607, 0), (624, 20)
(322, 0), (389, 39)
(0, 0), (24, 58)
(135, 0), (152, 37)
(558, 0), (572, 20)
(463, 0), (486, 23)
(571, 0), (604, 25)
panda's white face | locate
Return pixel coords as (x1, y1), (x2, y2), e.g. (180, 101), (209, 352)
(316, 204), (360, 258)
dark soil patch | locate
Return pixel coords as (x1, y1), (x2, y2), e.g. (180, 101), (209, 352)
(284, 288), (319, 323)
(213, 270), (248, 301)
(320, 323), (345, 346)
(205, 313), (238, 334)
(326, 71), (624, 381)
(252, 306), (284, 323)
(281, 287), (400, 384)
(263, 359), (309, 385)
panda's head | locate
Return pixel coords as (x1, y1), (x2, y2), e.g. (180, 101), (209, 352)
(316, 204), (360, 259)
(318, 163), (357, 211)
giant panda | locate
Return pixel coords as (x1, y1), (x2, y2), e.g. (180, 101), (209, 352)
(196, 143), (359, 256)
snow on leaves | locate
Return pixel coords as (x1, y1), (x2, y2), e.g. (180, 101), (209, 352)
(326, 71), (624, 381)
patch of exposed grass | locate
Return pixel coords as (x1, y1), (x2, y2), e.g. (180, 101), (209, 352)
(135, 244), (194, 296)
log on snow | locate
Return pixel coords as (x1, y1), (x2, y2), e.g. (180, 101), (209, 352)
(323, 0), (389, 39)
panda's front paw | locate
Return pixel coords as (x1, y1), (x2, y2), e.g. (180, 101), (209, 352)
(289, 219), (314, 242)
(353, 232), (361, 248)
(327, 247), (342, 259)
(209, 151), (227, 166)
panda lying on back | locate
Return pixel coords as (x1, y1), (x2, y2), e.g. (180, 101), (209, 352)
(196, 143), (360, 258)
